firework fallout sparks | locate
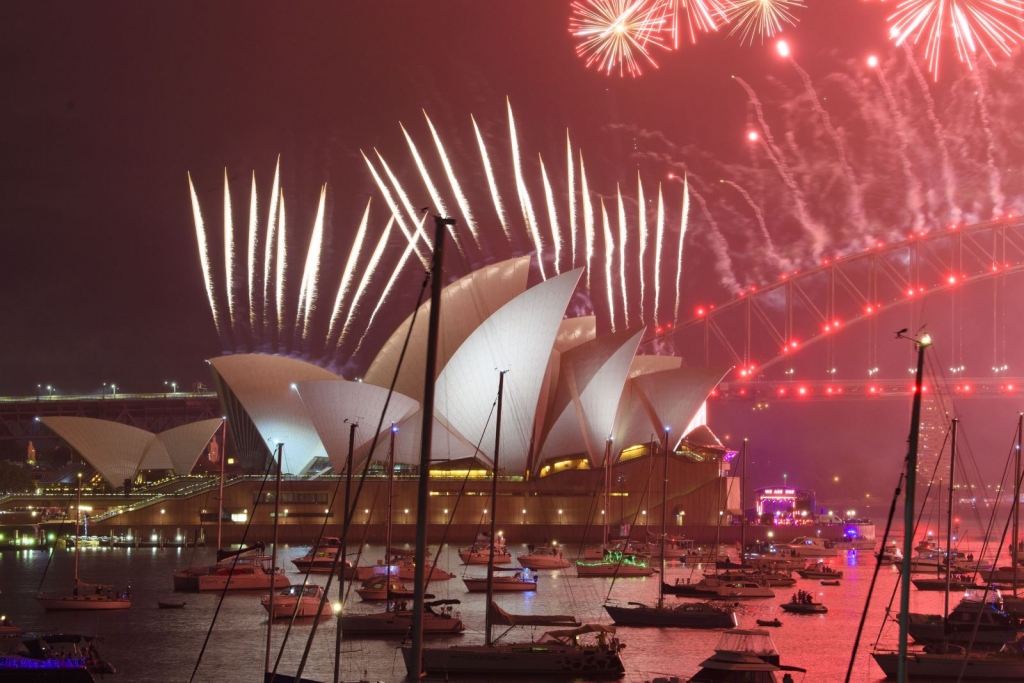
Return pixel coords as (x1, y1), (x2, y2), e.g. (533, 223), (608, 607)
(580, 150), (596, 291)
(222, 169), (235, 331)
(567, 131), (579, 268)
(262, 159), (281, 337)
(337, 216), (394, 351)
(295, 186), (326, 343)
(726, 0), (806, 45)
(659, 0), (731, 47)
(326, 198), (372, 344)
(617, 185), (629, 329)
(274, 194), (287, 339)
(570, 0), (669, 77)
(188, 172), (220, 337)
(637, 173), (648, 320)
(888, 0), (1024, 81)
(473, 115), (512, 243)
(601, 198), (617, 332)
(423, 111), (480, 248)
(539, 155), (563, 275)
(654, 184), (665, 325)
(361, 151), (431, 269)
(509, 100), (545, 280)
(246, 172), (259, 333)
(673, 174), (689, 323)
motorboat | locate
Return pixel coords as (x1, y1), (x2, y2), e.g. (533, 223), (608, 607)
(780, 601), (827, 614)
(912, 574), (979, 592)
(832, 534), (877, 551)
(910, 548), (969, 574)
(605, 600), (737, 629)
(174, 546), (290, 592)
(796, 561), (843, 580)
(391, 557), (454, 582)
(262, 584), (329, 619)
(355, 575), (418, 601)
(820, 579), (841, 587)
(687, 629), (806, 682)
(517, 543), (570, 569)
(878, 543), (904, 565)
(664, 578), (775, 599)
(290, 537), (343, 574)
(463, 568), (537, 592)
(576, 549), (656, 577)
(873, 640), (1024, 679)
(0, 633), (117, 682)
(0, 614), (24, 635)
(777, 536), (837, 558)
(908, 589), (1024, 651)
(405, 623), (625, 677)
(339, 599), (465, 635)
(712, 568), (796, 587)
(645, 534), (695, 560)
(458, 531), (512, 565)
(755, 618), (782, 628)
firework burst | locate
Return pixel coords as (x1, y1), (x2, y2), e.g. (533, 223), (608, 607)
(726, 0), (806, 45)
(570, 0), (669, 77)
(659, 0), (731, 48)
(888, 0), (1024, 80)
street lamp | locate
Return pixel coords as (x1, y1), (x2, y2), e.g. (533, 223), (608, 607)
(164, 381), (178, 394)
(46, 385), (54, 397)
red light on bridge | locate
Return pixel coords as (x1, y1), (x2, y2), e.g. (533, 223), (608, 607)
(865, 305), (874, 314)
(750, 285), (757, 292)
(825, 386), (834, 395)
(1005, 384), (1016, 392)
(696, 307), (706, 317)
(992, 264), (999, 272)
(797, 386), (808, 396)
(790, 340), (798, 348)
(739, 388), (747, 396)
(823, 258), (830, 265)
(868, 385), (880, 395)
(777, 387), (787, 396)
(947, 275), (957, 285)
(780, 274), (788, 281)
(907, 288), (915, 297)
(709, 388), (719, 397)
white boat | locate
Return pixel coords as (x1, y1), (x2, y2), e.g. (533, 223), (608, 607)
(795, 561), (843, 580)
(355, 575), (418, 601)
(517, 543), (570, 569)
(687, 629), (806, 683)
(463, 569), (537, 592)
(36, 476), (132, 612)
(458, 531), (512, 565)
(340, 599), (465, 635)
(576, 549), (656, 577)
(262, 584), (329, 619)
(175, 550), (290, 592)
(664, 577), (775, 599)
(291, 537), (343, 573)
(879, 542), (903, 564)
(777, 536), (837, 558)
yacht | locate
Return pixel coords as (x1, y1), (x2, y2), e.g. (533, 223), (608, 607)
(687, 629), (806, 683)
(576, 549), (656, 577)
(879, 542), (903, 564)
(664, 578), (775, 599)
(873, 640), (1024, 679)
(463, 568), (537, 592)
(517, 543), (570, 569)
(777, 536), (837, 558)
(458, 531), (511, 565)
(0, 633), (117, 682)
(795, 561), (843, 580)
(908, 590), (1024, 651)
(290, 537), (343, 574)
(339, 599), (465, 635)
(355, 575), (418, 601)
(605, 600), (737, 629)
(261, 584), (329, 619)
(174, 546), (289, 592)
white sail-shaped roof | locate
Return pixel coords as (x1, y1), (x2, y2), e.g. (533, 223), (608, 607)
(296, 380), (419, 472)
(435, 268), (583, 474)
(41, 417), (158, 487)
(628, 354), (683, 378)
(537, 328), (645, 468)
(357, 409), (481, 466)
(209, 354), (339, 474)
(614, 366), (729, 454)
(362, 256), (531, 403)
(154, 418), (224, 475)
(553, 316), (597, 353)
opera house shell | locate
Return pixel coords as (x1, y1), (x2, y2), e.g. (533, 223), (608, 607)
(207, 257), (729, 483)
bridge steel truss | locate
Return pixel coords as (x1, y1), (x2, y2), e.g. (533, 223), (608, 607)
(651, 217), (1024, 382)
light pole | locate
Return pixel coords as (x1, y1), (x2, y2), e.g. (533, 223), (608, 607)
(164, 381), (178, 394)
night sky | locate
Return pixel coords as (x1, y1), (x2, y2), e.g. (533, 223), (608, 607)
(3, 2), (1022, 500)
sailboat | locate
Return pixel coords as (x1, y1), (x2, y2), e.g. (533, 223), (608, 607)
(605, 428), (737, 629)
(871, 343), (1024, 679)
(339, 422), (464, 636)
(404, 370), (626, 677)
(36, 473), (131, 611)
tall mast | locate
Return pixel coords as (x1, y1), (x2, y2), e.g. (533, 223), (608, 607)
(1015, 413), (1022, 593)
(74, 472), (82, 587)
(603, 440), (612, 546)
(217, 419), (227, 552)
(898, 333), (930, 683)
(484, 370), (506, 647)
(385, 423), (397, 607)
(944, 419), (958, 630)
(335, 421), (356, 683)
(409, 215), (453, 679)
(740, 439), (747, 566)
(936, 478), (942, 578)
(265, 443), (283, 675)
(658, 427), (669, 610)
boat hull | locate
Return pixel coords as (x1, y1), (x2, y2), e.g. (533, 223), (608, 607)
(604, 604), (737, 629)
(873, 651), (1024, 679)
(463, 578), (537, 592)
(35, 595), (131, 611)
(517, 556), (570, 570)
(780, 603), (827, 614)
(262, 598), (326, 619)
(576, 563), (654, 578)
(339, 611), (464, 635)
(458, 550), (512, 565)
(406, 643), (625, 677)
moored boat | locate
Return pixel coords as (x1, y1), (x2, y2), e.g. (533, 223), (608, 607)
(0, 633), (116, 683)
(261, 584), (329, 619)
(576, 549), (656, 577)
(686, 628), (806, 682)
(517, 543), (570, 569)
(796, 561), (843, 580)
(339, 599), (465, 635)
(458, 531), (511, 565)
(463, 568), (537, 592)
(777, 536), (837, 558)
(605, 601), (737, 629)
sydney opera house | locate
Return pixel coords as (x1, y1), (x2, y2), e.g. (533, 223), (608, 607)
(36, 257), (739, 543)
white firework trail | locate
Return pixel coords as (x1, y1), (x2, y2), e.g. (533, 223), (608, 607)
(472, 114), (512, 243)
(600, 198), (617, 333)
(508, 100), (545, 280)
(246, 172), (259, 334)
(720, 179), (785, 269)
(361, 151), (431, 269)
(188, 173), (221, 337)
(352, 213), (424, 357)
(401, 122), (455, 236)
(579, 150), (595, 290)
(374, 150), (440, 253)
(275, 194), (287, 339)
(970, 67), (1006, 216)
(734, 76), (827, 256)
(785, 54), (867, 232)
(903, 43), (961, 222)
(673, 174), (690, 323)
(262, 158), (281, 336)
(873, 64), (926, 233)
(654, 184), (665, 325)
(223, 169), (236, 331)
(539, 155), (562, 275)
(326, 198), (372, 344)
(637, 173), (648, 321)
(617, 185), (629, 328)
(567, 131), (578, 268)
(299, 186), (326, 343)
(689, 183), (739, 294)
(337, 215), (394, 351)
(423, 111), (480, 247)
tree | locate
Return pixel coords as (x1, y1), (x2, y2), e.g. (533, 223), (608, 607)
(0, 461), (35, 493)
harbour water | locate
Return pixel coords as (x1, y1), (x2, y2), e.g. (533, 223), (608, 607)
(0, 542), (959, 682)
